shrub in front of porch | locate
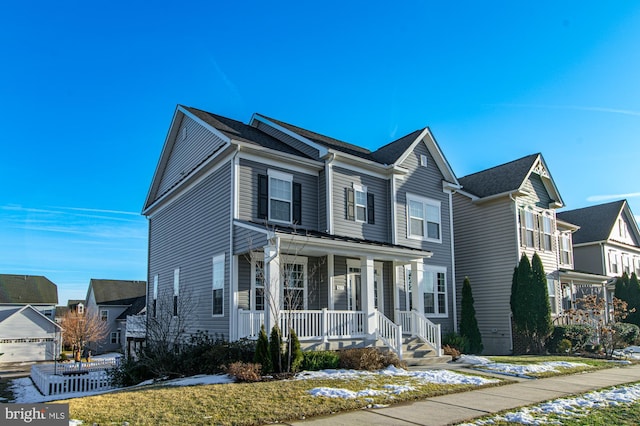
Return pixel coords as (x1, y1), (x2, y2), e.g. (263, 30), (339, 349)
(338, 347), (406, 371)
(301, 351), (340, 370)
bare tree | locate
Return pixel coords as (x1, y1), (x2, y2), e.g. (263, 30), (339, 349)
(60, 310), (109, 360)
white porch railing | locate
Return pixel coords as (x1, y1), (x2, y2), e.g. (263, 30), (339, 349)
(31, 358), (120, 396)
(238, 309), (265, 338)
(376, 310), (403, 359)
(396, 310), (442, 356)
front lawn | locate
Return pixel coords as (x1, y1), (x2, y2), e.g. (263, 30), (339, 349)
(484, 355), (617, 378)
(61, 372), (507, 425)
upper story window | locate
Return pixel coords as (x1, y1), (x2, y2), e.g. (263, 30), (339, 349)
(407, 194), (441, 242)
(152, 275), (158, 318)
(622, 254), (631, 274)
(77, 304), (84, 314)
(100, 310), (108, 322)
(173, 268), (180, 317)
(542, 215), (553, 251)
(609, 251), (619, 274)
(524, 210), (535, 247)
(619, 218), (628, 239)
(258, 170), (301, 224)
(346, 184), (375, 224)
(559, 233), (572, 265)
(420, 154), (428, 167)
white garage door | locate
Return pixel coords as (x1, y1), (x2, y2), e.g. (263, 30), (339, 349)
(0, 339), (54, 362)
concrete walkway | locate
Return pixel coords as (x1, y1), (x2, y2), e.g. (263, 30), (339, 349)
(287, 363), (640, 426)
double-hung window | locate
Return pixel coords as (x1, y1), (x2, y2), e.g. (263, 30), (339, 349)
(252, 259), (265, 311)
(354, 184), (367, 222)
(173, 268), (180, 317)
(547, 278), (557, 314)
(282, 256), (307, 310)
(560, 233), (572, 265)
(524, 210), (535, 248)
(269, 170), (293, 223)
(152, 275), (158, 318)
(423, 267), (447, 317)
(542, 215), (553, 251)
(212, 254), (225, 316)
(100, 310), (108, 322)
(407, 194), (441, 242)
(609, 251), (619, 274)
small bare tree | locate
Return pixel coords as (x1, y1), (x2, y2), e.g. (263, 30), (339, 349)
(141, 287), (196, 377)
(60, 310), (109, 360)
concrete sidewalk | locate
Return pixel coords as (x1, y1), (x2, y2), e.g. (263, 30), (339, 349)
(287, 363), (640, 426)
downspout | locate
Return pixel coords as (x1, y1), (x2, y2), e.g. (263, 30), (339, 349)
(229, 146), (240, 340)
(448, 189), (458, 332)
(509, 192), (519, 352)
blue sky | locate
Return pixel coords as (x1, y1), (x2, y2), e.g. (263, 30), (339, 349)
(1, 1), (639, 304)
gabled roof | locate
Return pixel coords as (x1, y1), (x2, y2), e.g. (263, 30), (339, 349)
(88, 279), (146, 305)
(0, 304), (62, 330)
(458, 153), (563, 206)
(371, 129), (424, 164)
(0, 274), (58, 304)
(557, 200), (640, 245)
(116, 295), (147, 320)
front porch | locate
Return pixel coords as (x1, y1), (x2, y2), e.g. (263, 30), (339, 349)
(237, 308), (442, 359)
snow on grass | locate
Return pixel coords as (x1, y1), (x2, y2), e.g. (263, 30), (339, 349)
(463, 383), (640, 425)
(457, 355), (591, 378)
(301, 365), (498, 400)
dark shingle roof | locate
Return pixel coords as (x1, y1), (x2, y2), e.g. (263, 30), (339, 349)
(0, 275), (58, 304)
(371, 129), (426, 165)
(89, 279), (146, 305)
(458, 154), (539, 198)
(116, 295), (147, 320)
(183, 107), (313, 159)
(557, 200), (626, 244)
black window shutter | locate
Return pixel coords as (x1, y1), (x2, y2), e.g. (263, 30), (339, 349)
(346, 188), (355, 221)
(293, 182), (302, 224)
(367, 193), (375, 224)
(258, 174), (268, 219)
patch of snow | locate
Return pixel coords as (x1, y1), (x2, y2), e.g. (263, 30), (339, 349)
(162, 374), (234, 387)
(466, 383), (640, 425)
(457, 355), (492, 365)
(459, 357), (591, 378)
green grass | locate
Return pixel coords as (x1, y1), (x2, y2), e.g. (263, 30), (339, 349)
(59, 374), (508, 425)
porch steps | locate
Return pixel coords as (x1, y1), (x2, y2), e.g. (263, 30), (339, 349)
(399, 337), (452, 366)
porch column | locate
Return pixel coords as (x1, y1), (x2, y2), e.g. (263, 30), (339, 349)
(410, 259), (424, 315)
(361, 256), (376, 337)
(264, 242), (281, 333)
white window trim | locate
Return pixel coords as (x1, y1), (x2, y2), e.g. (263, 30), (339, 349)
(173, 268), (180, 317)
(100, 309), (108, 321)
(152, 275), (158, 318)
(212, 253), (225, 317)
(353, 183), (367, 223)
(542, 214), (553, 251)
(524, 209), (536, 248)
(251, 258), (265, 311)
(609, 251), (619, 275)
(281, 254), (308, 310)
(420, 154), (428, 167)
(559, 232), (572, 266)
(268, 169), (293, 224)
(423, 265), (448, 318)
(405, 267), (413, 311)
(406, 193), (442, 243)
(547, 277), (557, 315)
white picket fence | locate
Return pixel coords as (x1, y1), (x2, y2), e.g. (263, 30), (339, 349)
(31, 358), (121, 396)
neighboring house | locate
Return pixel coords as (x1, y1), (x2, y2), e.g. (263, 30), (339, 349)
(55, 299), (86, 323)
(0, 274), (59, 320)
(142, 105), (461, 360)
(0, 305), (62, 363)
(557, 200), (640, 279)
(0, 274), (62, 362)
(85, 279), (146, 354)
(452, 154), (607, 355)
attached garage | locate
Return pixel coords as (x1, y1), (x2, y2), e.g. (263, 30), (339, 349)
(0, 305), (61, 363)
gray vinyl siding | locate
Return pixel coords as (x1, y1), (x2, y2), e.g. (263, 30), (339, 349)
(333, 256), (348, 310)
(148, 161), (232, 339)
(521, 174), (554, 208)
(157, 115), (228, 196)
(233, 226), (269, 254)
(395, 143), (455, 332)
(318, 169), (327, 232)
(453, 194), (519, 355)
(97, 305), (127, 353)
(254, 120), (321, 160)
(237, 158), (319, 231)
(382, 262), (393, 318)
(332, 166), (390, 242)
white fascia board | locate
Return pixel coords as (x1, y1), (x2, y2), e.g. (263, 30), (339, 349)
(331, 156), (391, 180)
(235, 142), (323, 176)
(472, 190), (527, 205)
(234, 220), (275, 240)
(250, 114), (328, 158)
(17, 305), (63, 330)
(142, 106), (184, 212)
(622, 202), (640, 243)
(143, 149), (236, 217)
(559, 270), (609, 282)
(605, 240), (640, 253)
(392, 128), (460, 186)
(572, 241), (606, 248)
(274, 231), (433, 262)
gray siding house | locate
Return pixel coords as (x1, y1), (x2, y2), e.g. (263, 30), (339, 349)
(143, 105), (461, 361)
(85, 279), (146, 354)
(452, 154), (607, 355)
